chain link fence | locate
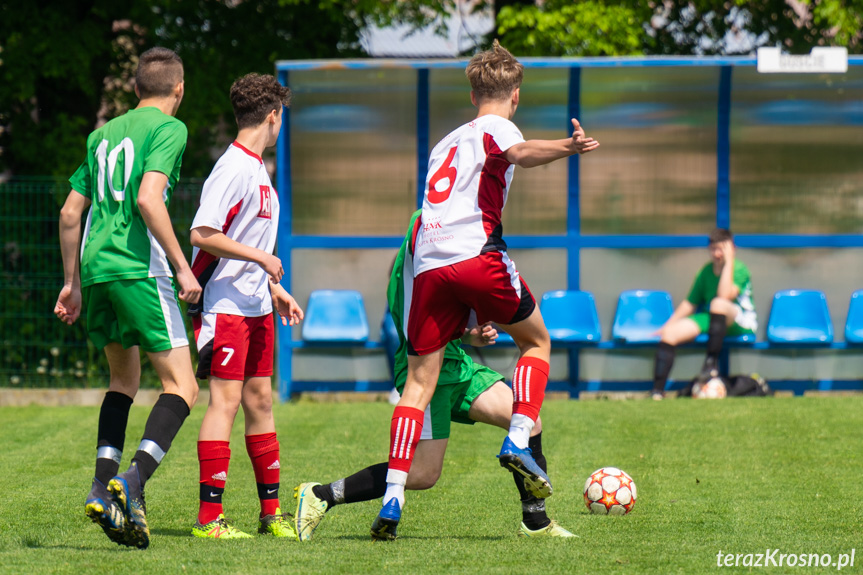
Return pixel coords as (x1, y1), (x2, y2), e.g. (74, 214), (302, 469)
(0, 177), (202, 388)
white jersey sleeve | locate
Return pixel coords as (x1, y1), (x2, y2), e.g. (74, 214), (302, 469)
(192, 159), (247, 233)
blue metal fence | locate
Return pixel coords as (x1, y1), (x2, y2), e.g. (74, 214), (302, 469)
(274, 56), (863, 399)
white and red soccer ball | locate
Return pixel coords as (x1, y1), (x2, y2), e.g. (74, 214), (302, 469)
(692, 377), (727, 399)
(583, 467), (637, 515)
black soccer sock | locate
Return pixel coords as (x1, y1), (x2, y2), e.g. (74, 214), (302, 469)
(131, 393), (190, 486)
(653, 342), (676, 393)
(705, 312), (727, 362)
(512, 433), (551, 530)
(95, 391), (134, 485)
(313, 462), (389, 509)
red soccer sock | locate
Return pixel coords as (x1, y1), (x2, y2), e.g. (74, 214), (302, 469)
(388, 406), (424, 475)
(197, 440), (231, 525)
(246, 432), (280, 517)
(512, 357), (549, 422)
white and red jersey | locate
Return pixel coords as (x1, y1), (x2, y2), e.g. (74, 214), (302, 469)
(413, 114), (524, 275)
(190, 141), (279, 317)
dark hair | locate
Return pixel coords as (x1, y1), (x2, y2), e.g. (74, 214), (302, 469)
(136, 47), (183, 99)
(230, 73), (292, 130)
(465, 39), (524, 101)
(709, 228), (733, 244)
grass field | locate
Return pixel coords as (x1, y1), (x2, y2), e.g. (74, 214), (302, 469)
(1, 395), (861, 574)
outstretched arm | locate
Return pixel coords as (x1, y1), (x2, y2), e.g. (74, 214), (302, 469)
(137, 171), (201, 303)
(504, 118), (600, 168)
(54, 191), (90, 325)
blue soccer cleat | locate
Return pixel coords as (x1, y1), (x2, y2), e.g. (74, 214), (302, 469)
(108, 465), (150, 549)
(85, 478), (129, 547)
(497, 436), (553, 498)
(370, 498), (401, 541)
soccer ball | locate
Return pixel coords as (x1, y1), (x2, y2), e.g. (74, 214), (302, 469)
(583, 467), (637, 515)
(692, 377), (727, 399)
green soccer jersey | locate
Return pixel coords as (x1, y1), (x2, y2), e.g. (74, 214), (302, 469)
(686, 259), (757, 329)
(69, 107), (188, 287)
(388, 210), (478, 392)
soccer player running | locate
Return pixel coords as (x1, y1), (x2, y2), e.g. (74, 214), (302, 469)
(54, 47), (201, 549)
(293, 210), (575, 540)
(370, 41), (600, 540)
(651, 228), (757, 399)
(189, 73), (303, 539)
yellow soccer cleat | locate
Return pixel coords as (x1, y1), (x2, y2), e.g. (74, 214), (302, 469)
(518, 520), (578, 538)
(293, 483), (329, 542)
(191, 515), (253, 539)
(258, 508), (297, 539)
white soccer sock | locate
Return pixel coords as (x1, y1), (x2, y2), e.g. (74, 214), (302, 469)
(507, 413), (535, 449)
(383, 469), (407, 509)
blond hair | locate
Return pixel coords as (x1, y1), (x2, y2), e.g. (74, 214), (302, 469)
(465, 40), (523, 101)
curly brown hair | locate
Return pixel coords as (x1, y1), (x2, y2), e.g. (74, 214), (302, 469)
(465, 39), (523, 101)
(136, 47), (183, 99)
(230, 73), (292, 130)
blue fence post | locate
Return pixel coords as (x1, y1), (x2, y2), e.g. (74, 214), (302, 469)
(277, 69), (294, 401)
(716, 66), (732, 230)
(717, 65), (733, 376)
(416, 68), (430, 209)
(567, 66), (582, 398)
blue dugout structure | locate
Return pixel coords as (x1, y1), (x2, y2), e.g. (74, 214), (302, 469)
(274, 56), (863, 400)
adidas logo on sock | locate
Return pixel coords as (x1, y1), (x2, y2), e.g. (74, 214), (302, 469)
(267, 460), (280, 470)
(212, 471), (227, 481)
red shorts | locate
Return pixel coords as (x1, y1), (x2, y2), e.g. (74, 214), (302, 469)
(193, 312), (274, 380)
(407, 251), (536, 355)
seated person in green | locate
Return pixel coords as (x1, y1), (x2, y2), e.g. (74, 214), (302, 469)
(652, 228), (756, 400)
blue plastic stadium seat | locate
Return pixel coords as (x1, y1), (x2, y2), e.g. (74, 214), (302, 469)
(540, 290), (601, 343)
(766, 289), (833, 345)
(612, 290), (673, 343)
(845, 290), (863, 344)
(302, 290), (370, 344)
(694, 331), (756, 345)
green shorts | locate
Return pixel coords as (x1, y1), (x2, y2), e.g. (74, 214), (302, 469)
(689, 311), (756, 336)
(83, 276), (189, 352)
(400, 361), (503, 441)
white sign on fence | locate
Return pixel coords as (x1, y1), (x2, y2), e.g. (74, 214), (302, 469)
(757, 47), (848, 73)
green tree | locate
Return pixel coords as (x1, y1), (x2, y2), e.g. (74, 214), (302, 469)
(498, 0), (863, 57)
(0, 0), (365, 179)
(354, 0), (863, 57)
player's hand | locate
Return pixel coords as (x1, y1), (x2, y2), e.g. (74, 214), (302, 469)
(176, 267), (202, 304)
(260, 252), (284, 284)
(272, 284), (304, 326)
(720, 240), (735, 262)
(570, 118), (600, 155)
(463, 322), (498, 347)
(54, 284), (81, 325)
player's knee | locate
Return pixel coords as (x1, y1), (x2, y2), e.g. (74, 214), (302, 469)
(408, 470), (441, 490)
(243, 393), (272, 417)
(709, 298), (734, 316)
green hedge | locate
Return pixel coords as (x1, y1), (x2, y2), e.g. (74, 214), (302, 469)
(0, 177), (203, 388)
